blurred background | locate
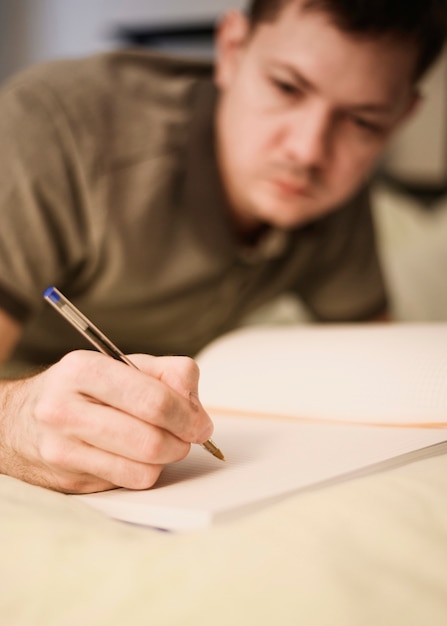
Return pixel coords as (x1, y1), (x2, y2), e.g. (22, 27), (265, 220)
(1, 0), (447, 321)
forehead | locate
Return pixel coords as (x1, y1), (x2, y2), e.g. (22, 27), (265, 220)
(247, 2), (417, 103)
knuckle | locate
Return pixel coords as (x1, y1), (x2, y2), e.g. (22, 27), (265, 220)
(57, 350), (101, 385)
(34, 396), (64, 426)
(54, 474), (96, 495)
(173, 442), (191, 462)
(58, 350), (87, 376)
(128, 464), (162, 490)
(34, 394), (78, 432)
(139, 432), (191, 463)
(164, 355), (200, 388)
(176, 355), (200, 377)
(39, 437), (72, 469)
(177, 356), (201, 389)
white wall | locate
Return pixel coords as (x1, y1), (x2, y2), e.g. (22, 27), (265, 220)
(385, 52), (447, 187)
(0, 0), (245, 81)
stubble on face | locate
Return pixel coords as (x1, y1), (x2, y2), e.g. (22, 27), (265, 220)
(215, 3), (418, 235)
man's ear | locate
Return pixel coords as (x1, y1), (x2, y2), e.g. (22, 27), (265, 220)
(214, 10), (250, 89)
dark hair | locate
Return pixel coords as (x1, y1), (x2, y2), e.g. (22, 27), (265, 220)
(246, 0), (447, 81)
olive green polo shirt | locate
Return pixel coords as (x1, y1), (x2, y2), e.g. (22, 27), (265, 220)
(0, 50), (386, 368)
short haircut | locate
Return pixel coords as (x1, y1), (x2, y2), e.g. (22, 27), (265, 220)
(246, 0), (447, 81)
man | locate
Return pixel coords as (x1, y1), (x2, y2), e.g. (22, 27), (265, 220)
(0, 0), (445, 493)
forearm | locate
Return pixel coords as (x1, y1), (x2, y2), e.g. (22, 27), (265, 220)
(0, 377), (30, 480)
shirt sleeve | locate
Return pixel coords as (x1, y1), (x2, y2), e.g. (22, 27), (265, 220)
(296, 185), (388, 321)
(0, 68), (93, 322)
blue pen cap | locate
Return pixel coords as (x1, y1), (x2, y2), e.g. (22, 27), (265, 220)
(43, 286), (60, 303)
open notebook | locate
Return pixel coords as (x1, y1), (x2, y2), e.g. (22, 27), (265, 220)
(75, 323), (447, 531)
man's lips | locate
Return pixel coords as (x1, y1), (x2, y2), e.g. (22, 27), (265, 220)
(269, 177), (313, 196)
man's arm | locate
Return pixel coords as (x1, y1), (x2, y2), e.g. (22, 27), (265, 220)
(0, 309), (22, 363)
(0, 309), (213, 494)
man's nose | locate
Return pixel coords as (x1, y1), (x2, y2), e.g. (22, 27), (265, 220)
(283, 104), (332, 168)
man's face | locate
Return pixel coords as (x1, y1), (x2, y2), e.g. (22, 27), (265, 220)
(215, 3), (418, 232)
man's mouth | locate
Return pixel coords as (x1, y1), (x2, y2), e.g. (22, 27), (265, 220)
(270, 176), (313, 196)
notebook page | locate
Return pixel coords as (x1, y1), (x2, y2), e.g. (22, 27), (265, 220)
(75, 414), (447, 531)
(197, 324), (447, 426)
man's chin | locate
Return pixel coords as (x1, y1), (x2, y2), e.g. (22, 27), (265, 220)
(256, 201), (331, 230)
(248, 185), (331, 228)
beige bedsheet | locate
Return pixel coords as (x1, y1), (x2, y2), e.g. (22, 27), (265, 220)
(1, 452), (447, 626)
(2, 184), (447, 625)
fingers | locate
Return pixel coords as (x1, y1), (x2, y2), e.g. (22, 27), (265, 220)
(44, 396), (192, 464)
(129, 353), (201, 400)
(3, 350), (213, 494)
(51, 351), (214, 444)
(37, 434), (167, 493)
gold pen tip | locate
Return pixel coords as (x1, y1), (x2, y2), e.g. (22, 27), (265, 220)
(203, 439), (226, 461)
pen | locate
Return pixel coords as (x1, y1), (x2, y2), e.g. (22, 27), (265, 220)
(43, 286), (225, 461)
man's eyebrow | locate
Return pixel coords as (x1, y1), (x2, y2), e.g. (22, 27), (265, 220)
(275, 65), (316, 92)
(271, 62), (394, 114)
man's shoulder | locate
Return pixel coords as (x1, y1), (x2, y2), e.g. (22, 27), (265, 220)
(2, 49), (213, 108)
(0, 50), (215, 168)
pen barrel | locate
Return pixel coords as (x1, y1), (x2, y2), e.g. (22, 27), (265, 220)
(44, 286), (136, 367)
(43, 286), (224, 460)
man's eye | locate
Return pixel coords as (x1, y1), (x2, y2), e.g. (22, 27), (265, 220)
(350, 116), (383, 134)
(272, 78), (301, 97)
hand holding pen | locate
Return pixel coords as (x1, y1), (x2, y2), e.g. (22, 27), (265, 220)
(44, 287), (224, 462)
(0, 287), (221, 495)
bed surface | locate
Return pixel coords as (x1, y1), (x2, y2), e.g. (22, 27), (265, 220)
(2, 451), (447, 626)
(3, 184), (447, 625)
